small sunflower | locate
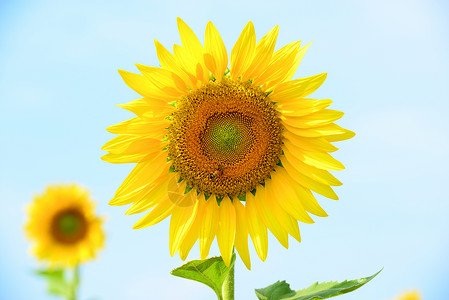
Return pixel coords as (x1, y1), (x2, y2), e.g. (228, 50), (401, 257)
(102, 18), (354, 269)
(393, 291), (421, 300)
(25, 184), (105, 267)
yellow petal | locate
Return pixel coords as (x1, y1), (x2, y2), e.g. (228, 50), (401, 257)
(283, 131), (338, 153)
(303, 152), (345, 171)
(233, 199), (251, 270)
(179, 206), (202, 260)
(281, 109), (344, 129)
(271, 73), (327, 101)
(275, 42), (311, 87)
(109, 153), (168, 205)
(263, 185), (301, 242)
(282, 152), (339, 200)
(135, 64), (188, 96)
(274, 166), (329, 216)
(246, 192), (268, 261)
(100, 152), (153, 164)
(154, 40), (197, 88)
(254, 41), (301, 87)
(254, 186), (289, 248)
(324, 129), (356, 142)
(204, 21), (228, 81)
(167, 179), (196, 208)
(277, 98), (333, 117)
(133, 197), (175, 229)
(102, 134), (147, 152)
(116, 98), (175, 117)
(177, 18), (206, 73)
(283, 123), (351, 138)
(266, 176), (314, 224)
(217, 196), (236, 267)
(125, 173), (172, 215)
(284, 141), (345, 171)
(173, 44), (207, 86)
(106, 116), (169, 136)
(279, 212), (301, 243)
(125, 195), (159, 215)
(199, 194), (219, 260)
(169, 201), (199, 256)
(281, 147), (342, 186)
(230, 21), (255, 80)
(242, 25), (279, 81)
(102, 135), (166, 155)
(118, 69), (178, 100)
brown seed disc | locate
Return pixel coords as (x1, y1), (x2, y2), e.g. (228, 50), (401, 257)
(168, 78), (283, 198)
(50, 208), (88, 244)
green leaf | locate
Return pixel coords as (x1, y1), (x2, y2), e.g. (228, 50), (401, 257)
(170, 254), (236, 300)
(35, 268), (71, 298)
(255, 281), (295, 300)
(255, 269), (382, 300)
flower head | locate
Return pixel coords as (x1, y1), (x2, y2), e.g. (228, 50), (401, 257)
(25, 184), (105, 267)
(103, 18), (354, 269)
(393, 291), (421, 300)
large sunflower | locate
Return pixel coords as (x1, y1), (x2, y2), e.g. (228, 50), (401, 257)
(25, 184), (105, 267)
(102, 18), (354, 269)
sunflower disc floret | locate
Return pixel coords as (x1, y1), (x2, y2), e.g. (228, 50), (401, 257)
(168, 78), (283, 198)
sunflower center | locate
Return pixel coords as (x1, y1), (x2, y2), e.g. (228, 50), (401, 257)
(208, 118), (242, 153)
(203, 113), (253, 162)
(50, 208), (88, 244)
(168, 78), (283, 198)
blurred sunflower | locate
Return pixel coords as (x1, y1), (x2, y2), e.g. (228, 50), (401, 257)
(102, 18), (354, 269)
(393, 291), (421, 300)
(25, 184), (105, 267)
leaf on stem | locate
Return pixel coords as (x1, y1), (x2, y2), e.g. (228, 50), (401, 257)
(255, 269), (382, 300)
(35, 268), (71, 298)
(170, 254), (236, 300)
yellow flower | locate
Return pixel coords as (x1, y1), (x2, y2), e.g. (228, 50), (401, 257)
(25, 184), (105, 267)
(102, 18), (354, 269)
(393, 290), (421, 300)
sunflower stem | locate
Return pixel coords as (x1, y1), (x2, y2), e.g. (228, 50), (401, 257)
(68, 264), (79, 300)
(222, 257), (235, 300)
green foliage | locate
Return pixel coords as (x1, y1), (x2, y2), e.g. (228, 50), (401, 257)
(255, 281), (296, 300)
(171, 254), (236, 300)
(35, 268), (72, 298)
(255, 269), (382, 300)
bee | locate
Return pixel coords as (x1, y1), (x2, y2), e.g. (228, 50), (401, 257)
(209, 165), (224, 180)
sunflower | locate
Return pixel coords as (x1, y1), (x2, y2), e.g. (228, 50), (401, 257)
(25, 184), (105, 267)
(393, 291), (421, 300)
(102, 18), (354, 269)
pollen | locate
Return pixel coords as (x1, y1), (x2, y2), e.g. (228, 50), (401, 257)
(168, 78), (283, 198)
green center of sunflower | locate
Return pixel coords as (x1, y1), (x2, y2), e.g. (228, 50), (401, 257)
(168, 78), (283, 198)
(203, 113), (253, 162)
(50, 208), (88, 244)
(58, 214), (82, 235)
(210, 120), (241, 153)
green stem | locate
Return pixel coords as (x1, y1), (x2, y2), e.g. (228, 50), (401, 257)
(222, 258), (235, 300)
(68, 264), (79, 300)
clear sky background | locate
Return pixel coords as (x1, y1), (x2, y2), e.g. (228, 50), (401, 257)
(1, 0), (448, 299)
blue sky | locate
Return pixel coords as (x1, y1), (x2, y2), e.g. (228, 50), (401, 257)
(1, 0), (448, 299)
